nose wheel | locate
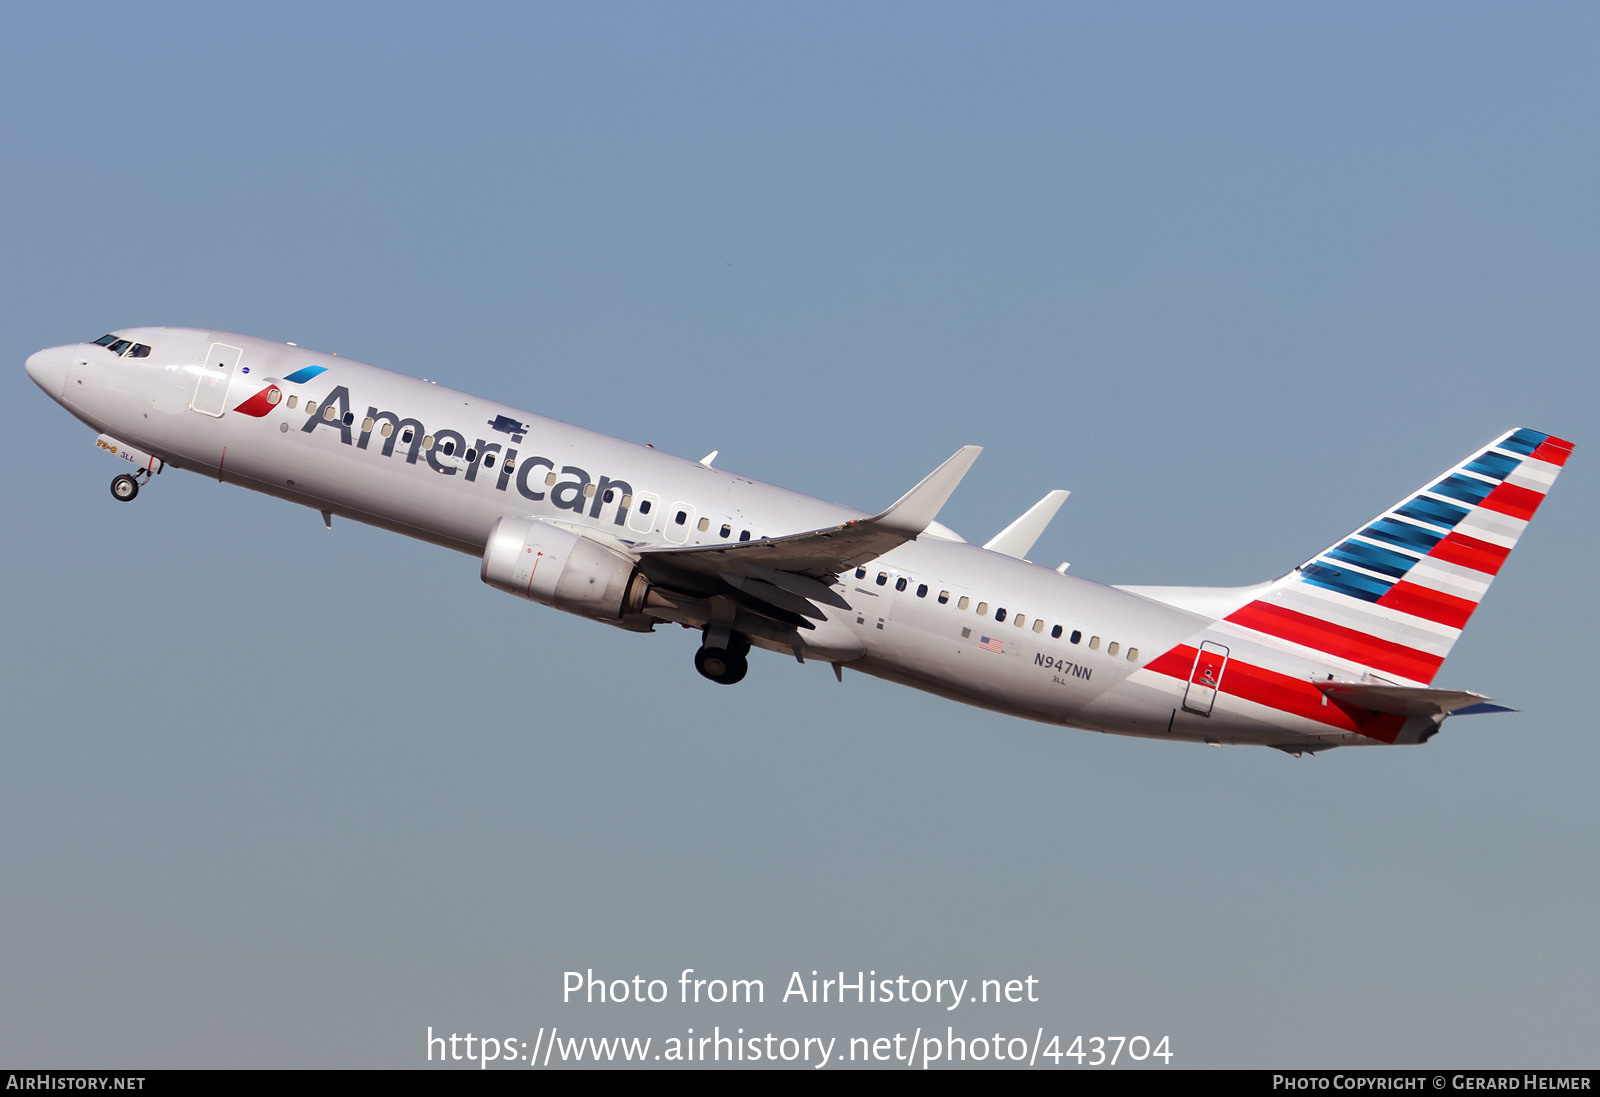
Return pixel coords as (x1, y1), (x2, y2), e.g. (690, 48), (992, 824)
(110, 473), (140, 502)
(694, 631), (750, 685)
(110, 468), (154, 502)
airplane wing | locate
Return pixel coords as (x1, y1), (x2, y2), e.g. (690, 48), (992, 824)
(632, 446), (980, 628)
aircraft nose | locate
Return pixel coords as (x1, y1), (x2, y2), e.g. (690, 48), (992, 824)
(25, 345), (72, 400)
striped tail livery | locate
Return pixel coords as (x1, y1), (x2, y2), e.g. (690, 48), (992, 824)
(1134, 428), (1572, 752)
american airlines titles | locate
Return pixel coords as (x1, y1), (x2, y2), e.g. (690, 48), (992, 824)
(300, 384), (634, 526)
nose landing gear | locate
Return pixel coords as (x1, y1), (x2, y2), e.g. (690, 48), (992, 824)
(109, 467), (155, 502)
(111, 473), (140, 501)
(694, 630), (750, 685)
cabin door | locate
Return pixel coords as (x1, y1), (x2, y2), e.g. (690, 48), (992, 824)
(1182, 641), (1230, 716)
(189, 342), (243, 417)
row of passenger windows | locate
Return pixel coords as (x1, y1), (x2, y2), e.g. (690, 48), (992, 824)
(92, 334), (151, 358)
(853, 568), (1141, 661)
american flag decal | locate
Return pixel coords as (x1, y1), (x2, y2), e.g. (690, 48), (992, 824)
(979, 636), (1004, 653)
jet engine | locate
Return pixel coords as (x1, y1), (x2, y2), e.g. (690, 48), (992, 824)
(480, 516), (651, 622)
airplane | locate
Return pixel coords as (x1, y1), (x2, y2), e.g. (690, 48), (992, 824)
(25, 327), (1573, 755)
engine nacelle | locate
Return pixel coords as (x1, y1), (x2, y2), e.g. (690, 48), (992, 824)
(481, 516), (650, 621)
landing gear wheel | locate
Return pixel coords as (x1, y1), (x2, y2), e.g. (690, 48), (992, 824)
(694, 646), (749, 685)
(110, 474), (139, 502)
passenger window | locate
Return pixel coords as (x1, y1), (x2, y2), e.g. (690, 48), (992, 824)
(583, 483), (596, 498)
(442, 440), (455, 455)
(545, 472), (558, 487)
(675, 510), (687, 525)
(1014, 614), (1025, 628)
(1051, 625), (1062, 639)
(306, 402), (318, 416)
(976, 602), (988, 615)
(995, 608), (1006, 622)
(505, 459), (516, 471)
(856, 568), (867, 579)
(722, 525), (733, 539)
(362, 417), (375, 432)
(958, 596), (970, 610)
(620, 494), (631, 507)
(1033, 619), (1045, 634)
(1108, 641), (1120, 656)
(639, 499), (651, 514)
(895, 577), (907, 592)
(287, 395), (299, 409)
(484, 454), (495, 467)
(917, 584), (928, 598)
(938, 591), (949, 604)
(422, 435), (434, 450)
(1127, 648), (1139, 662)
(323, 405), (337, 421)
(342, 411), (354, 425)
(697, 517), (710, 532)
(401, 428), (413, 444)
(604, 489), (615, 503)
(1089, 636), (1101, 651)
(1070, 630), (1082, 644)
(266, 388), (281, 405)
(739, 531), (751, 542)
(876, 572), (888, 586)
(380, 421), (393, 437)
(465, 448), (477, 462)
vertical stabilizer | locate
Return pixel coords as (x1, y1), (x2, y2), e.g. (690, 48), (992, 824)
(1221, 428), (1573, 684)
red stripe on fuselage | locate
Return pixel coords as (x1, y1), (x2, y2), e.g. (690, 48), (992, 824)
(1225, 602), (1445, 683)
(1146, 646), (1405, 742)
(1375, 580), (1476, 631)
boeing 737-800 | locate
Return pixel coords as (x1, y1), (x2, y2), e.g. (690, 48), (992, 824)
(25, 328), (1572, 754)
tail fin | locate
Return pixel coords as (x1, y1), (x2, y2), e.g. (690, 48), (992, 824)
(1222, 428), (1572, 684)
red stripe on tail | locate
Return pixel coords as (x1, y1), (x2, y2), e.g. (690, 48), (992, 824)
(1531, 436), (1574, 467)
(1479, 481), (1544, 521)
(1428, 531), (1511, 575)
(1147, 645), (1407, 742)
(1376, 580), (1476, 631)
(1226, 602), (1445, 683)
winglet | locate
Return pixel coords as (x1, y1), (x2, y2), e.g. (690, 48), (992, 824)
(874, 446), (982, 538)
(985, 489), (1068, 559)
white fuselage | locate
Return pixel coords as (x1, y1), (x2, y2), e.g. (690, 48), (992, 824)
(26, 327), (1396, 751)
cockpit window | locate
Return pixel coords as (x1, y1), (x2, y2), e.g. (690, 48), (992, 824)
(94, 336), (153, 358)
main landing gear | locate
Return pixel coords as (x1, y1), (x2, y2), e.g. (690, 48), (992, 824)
(694, 630), (750, 685)
(110, 472), (148, 502)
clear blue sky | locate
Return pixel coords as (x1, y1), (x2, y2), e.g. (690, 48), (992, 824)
(3, 1), (1595, 1068)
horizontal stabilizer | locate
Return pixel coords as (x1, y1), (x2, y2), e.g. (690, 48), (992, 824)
(1315, 681), (1496, 718)
(985, 489), (1068, 560)
(1450, 702), (1517, 716)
